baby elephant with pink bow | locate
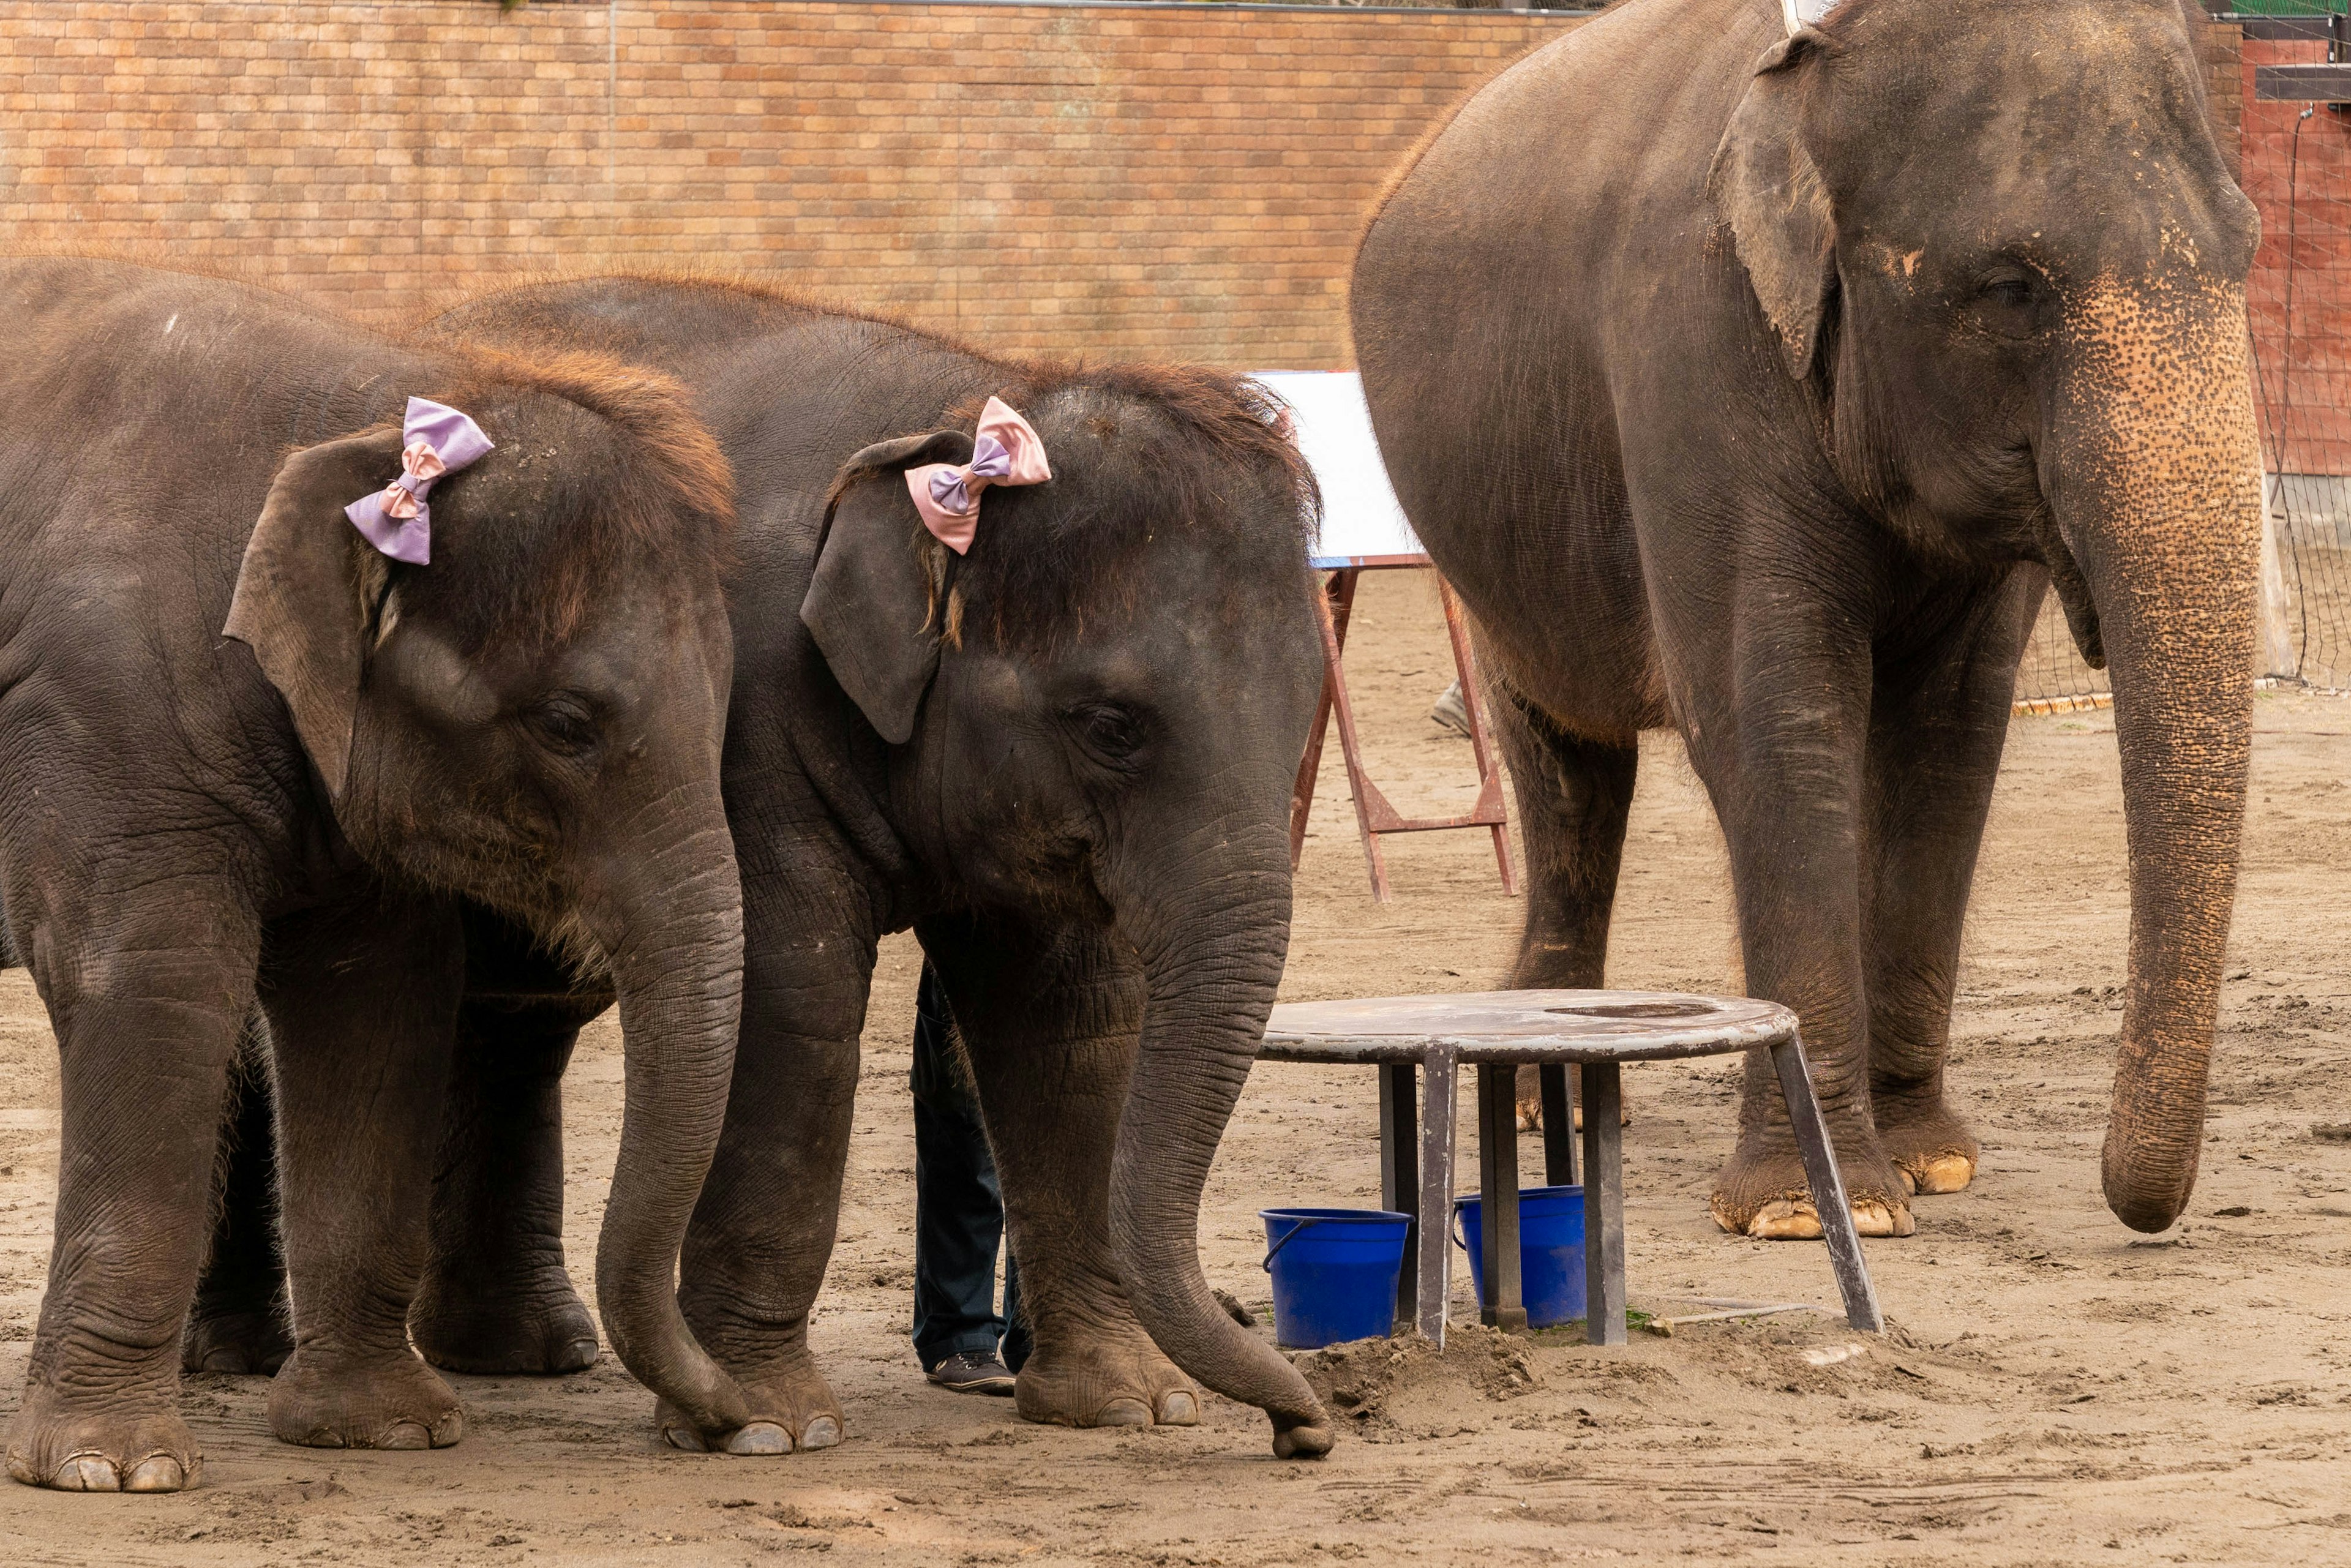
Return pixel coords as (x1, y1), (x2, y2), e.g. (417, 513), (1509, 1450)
(193, 275), (1342, 1461)
(0, 257), (764, 1491)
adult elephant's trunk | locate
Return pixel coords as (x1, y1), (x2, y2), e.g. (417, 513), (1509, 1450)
(2048, 276), (2265, 1233)
(582, 779), (754, 1438)
(1105, 818), (1333, 1458)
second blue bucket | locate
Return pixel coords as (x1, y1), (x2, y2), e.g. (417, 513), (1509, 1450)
(1454, 1185), (1587, 1328)
(1259, 1207), (1411, 1349)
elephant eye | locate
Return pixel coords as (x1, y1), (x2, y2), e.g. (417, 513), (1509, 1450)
(1068, 701), (1147, 765)
(1971, 268), (2043, 339)
(521, 692), (601, 759)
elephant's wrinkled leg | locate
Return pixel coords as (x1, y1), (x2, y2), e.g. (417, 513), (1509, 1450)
(1861, 577), (2036, 1199)
(6, 891), (259, 1493)
(660, 869), (867, 1457)
(1491, 689), (1638, 1132)
(920, 912), (1196, 1431)
(261, 888), (468, 1452)
(184, 1036), (293, 1376)
(410, 997), (600, 1376)
(1678, 595), (1913, 1242)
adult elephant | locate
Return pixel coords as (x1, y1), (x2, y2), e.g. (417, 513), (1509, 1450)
(1352, 0), (2262, 1239)
(197, 277), (1338, 1459)
(0, 259), (754, 1490)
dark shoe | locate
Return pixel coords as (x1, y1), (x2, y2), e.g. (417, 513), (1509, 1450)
(926, 1351), (1016, 1396)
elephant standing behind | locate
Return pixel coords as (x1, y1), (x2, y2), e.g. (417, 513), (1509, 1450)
(1352, 0), (2262, 1238)
(198, 276), (1341, 1459)
(0, 258), (756, 1490)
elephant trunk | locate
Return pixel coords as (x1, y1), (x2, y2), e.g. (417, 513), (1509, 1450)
(1106, 820), (1333, 1458)
(584, 779), (754, 1436)
(2050, 276), (2265, 1233)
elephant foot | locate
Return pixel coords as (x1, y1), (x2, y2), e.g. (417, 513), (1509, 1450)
(1875, 1097), (1981, 1196)
(182, 1296), (292, 1376)
(656, 1356), (843, 1456)
(267, 1347), (464, 1450)
(6, 1392), (201, 1492)
(1512, 1065), (1629, 1134)
(1709, 1137), (1914, 1240)
(1015, 1327), (1201, 1429)
(411, 1270), (599, 1376)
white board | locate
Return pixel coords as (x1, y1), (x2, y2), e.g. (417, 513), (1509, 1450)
(1251, 370), (1427, 567)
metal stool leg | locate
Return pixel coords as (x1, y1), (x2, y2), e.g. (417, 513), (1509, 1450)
(1418, 1048), (1458, 1345)
(1379, 1062), (1419, 1334)
(1475, 1064), (1527, 1332)
(1768, 1034), (1884, 1333)
(1540, 1063), (1577, 1186)
(1579, 1060), (1627, 1346)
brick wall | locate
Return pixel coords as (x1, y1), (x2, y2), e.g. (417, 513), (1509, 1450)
(0, 0), (1584, 367)
(0, 3), (2276, 375)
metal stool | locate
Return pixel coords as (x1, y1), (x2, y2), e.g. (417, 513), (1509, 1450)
(1259, 989), (1881, 1345)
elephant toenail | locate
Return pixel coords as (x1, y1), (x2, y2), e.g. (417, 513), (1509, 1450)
(798, 1416), (842, 1450)
(555, 1340), (601, 1373)
(61, 1454), (120, 1490)
(377, 1422), (432, 1450)
(1095, 1398), (1152, 1427)
(662, 1424), (708, 1453)
(125, 1455), (186, 1492)
(1158, 1393), (1199, 1425)
(723, 1422), (792, 1456)
(1745, 1199), (1824, 1241)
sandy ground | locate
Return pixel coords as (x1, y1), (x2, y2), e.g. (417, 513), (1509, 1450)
(2, 568), (2349, 1566)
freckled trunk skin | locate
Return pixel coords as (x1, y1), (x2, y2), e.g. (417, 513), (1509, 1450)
(2054, 278), (2263, 1232)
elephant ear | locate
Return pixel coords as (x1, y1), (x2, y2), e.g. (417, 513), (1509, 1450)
(1709, 30), (1837, 380)
(223, 427), (407, 801)
(801, 429), (974, 746)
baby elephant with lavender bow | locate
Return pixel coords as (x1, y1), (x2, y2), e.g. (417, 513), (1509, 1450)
(0, 257), (764, 1492)
(193, 275), (1342, 1460)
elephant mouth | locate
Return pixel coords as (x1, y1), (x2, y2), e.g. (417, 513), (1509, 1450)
(2031, 504), (2107, 671)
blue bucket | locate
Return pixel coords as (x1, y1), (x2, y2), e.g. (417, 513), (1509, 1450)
(1454, 1185), (1587, 1329)
(1259, 1207), (1411, 1350)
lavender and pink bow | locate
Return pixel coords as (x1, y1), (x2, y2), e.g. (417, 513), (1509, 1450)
(344, 396), (497, 565)
(905, 396), (1052, 554)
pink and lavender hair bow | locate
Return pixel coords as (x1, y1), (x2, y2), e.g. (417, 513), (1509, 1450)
(905, 396), (1052, 555)
(343, 396), (496, 566)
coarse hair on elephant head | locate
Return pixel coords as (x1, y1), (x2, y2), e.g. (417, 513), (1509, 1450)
(803, 363), (1338, 1454)
(1709, 0), (2263, 1231)
(224, 351), (762, 1445)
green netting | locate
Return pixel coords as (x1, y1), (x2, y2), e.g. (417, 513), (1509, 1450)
(2227, 0), (2343, 15)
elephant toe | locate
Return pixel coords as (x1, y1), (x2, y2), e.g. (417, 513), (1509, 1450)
(797, 1415), (842, 1451)
(1157, 1390), (1199, 1426)
(1738, 1198), (1823, 1239)
(722, 1422), (793, 1456)
(1853, 1198), (1917, 1238)
(1093, 1397), (1153, 1428)
(124, 1455), (187, 1493)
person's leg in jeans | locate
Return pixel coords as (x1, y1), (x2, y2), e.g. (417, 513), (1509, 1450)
(910, 964), (1026, 1387)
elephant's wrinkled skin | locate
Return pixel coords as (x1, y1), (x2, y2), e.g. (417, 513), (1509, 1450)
(1352, 0), (2262, 1239)
(0, 258), (757, 1490)
(202, 279), (1335, 1458)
